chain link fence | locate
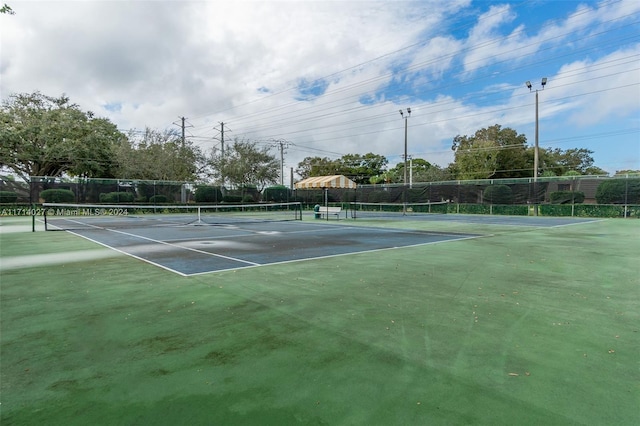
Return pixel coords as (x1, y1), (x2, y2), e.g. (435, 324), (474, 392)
(0, 175), (638, 218)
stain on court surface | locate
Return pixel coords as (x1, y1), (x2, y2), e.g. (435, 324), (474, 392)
(67, 221), (479, 276)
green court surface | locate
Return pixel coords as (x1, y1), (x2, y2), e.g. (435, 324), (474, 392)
(1, 216), (638, 425)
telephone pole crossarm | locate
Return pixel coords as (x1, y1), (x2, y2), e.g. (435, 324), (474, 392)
(270, 138), (291, 186)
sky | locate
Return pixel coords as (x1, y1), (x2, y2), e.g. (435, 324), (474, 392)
(1, 0), (639, 183)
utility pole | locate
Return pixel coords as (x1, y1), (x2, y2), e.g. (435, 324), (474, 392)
(526, 78), (547, 216)
(181, 117), (185, 147)
(270, 139), (290, 186)
(399, 108), (411, 185)
(220, 122), (225, 159)
(290, 167), (294, 191)
(409, 155), (413, 189)
(173, 116), (192, 148)
(212, 122), (230, 188)
(213, 122), (229, 159)
(399, 108), (411, 215)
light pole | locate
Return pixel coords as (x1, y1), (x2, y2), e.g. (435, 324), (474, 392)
(399, 108), (411, 185)
(526, 78), (547, 181)
(526, 77), (547, 215)
(409, 155), (413, 189)
(399, 108), (411, 214)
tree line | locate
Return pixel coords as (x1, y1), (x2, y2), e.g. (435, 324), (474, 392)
(1, 91), (632, 189)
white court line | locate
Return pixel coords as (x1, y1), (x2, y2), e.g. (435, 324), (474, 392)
(66, 231), (192, 277)
(64, 226), (261, 276)
(186, 234), (484, 277)
(106, 228), (261, 266)
(550, 218), (607, 228)
(160, 221), (473, 245)
(58, 219), (483, 276)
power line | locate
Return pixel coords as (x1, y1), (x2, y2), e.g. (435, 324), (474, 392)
(185, 2), (638, 136)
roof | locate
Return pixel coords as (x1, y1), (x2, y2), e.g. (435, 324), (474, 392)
(294, 175), (357, 189)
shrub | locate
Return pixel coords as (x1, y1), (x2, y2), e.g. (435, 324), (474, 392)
(263, 185), (290, 203)
(149, 195), (168, 204)
(0, 191), (18, 203)
(539, 204), (573, 217)
(194, 186), (222, 203)
(456, 203), (490, 214)
(40, 189), (75, 203)
(595, 178), (640, 204)
(99, 192), (135, 203)
(491, 204), (528, 215)
(240, 185), (260, 202)
(222, 195), (243, 203)
(550, 191), (585, 204)
(574, 204), (628, 218)
(483, 184), (513, 204)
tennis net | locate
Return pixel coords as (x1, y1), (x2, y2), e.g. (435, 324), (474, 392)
(349, 201), (449, 218)
(42, 202), (303, 231)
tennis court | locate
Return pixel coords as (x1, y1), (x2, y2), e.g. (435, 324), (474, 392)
(1, 211), (638, 425)
(38, 203), (598, 276)
(44, 216), (479, 276)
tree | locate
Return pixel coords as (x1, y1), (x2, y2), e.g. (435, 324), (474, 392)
(1, 3), (14, 14)
(113, 128), (204, 181)
(542, 148), (606, 176)
(295, 156), (341, 179)
(595, 178), (640, 204)
(209, 139), (279, 190)
(295, 153), (387, 184)
(339, 153), (388, 184)
(370, 170), (398, 184)
(421, 164), (456, 182)
(451, 125), (529, 180)
(0, 92), (125, 181)
(614, 170), (640, 176)
(387, 158), (453, 183)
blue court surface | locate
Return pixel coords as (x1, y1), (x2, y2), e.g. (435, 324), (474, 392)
(66, 221), (477, 276)
(62, 214), (601, 276)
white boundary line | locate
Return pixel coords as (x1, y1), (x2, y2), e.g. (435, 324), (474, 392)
(107, 228), (260, 266)
(186, 234), (484, 277)
(67, 230), (192, 277)
(60, 222), (481, 277)
(550, 218), (607, 228)
(65, 226), (261, 276)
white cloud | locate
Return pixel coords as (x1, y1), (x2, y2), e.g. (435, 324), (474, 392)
(1, 0), (638, 177)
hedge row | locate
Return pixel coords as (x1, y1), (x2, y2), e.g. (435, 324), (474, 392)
(0, 191), (18, 203)
(40, 189), (75, 203)
(540, 204), (639, 218)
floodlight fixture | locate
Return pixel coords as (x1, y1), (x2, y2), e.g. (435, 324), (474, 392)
(407, 107), (411, 115)
(526, 81), (532, 91)
(399, 109), (404, 118)
(541, 77), (547, 88)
